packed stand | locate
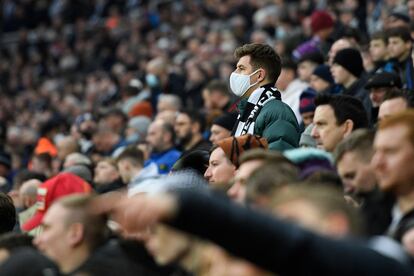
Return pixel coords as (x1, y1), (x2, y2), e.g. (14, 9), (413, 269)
(1, 0), (414, 275)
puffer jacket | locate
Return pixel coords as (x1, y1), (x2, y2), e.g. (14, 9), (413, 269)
(238, 95), (300, 151)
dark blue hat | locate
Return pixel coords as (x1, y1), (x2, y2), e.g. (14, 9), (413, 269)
(312, 64), (334, 84)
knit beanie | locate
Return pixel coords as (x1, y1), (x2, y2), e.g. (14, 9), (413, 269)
(333, 48), (364, 78)
(299, 88), (317, 114)
(212, 112), (238, 132)
(217, 134), (268, 167)
(310, 10), (334, 34)
(312, 64), (334, 84)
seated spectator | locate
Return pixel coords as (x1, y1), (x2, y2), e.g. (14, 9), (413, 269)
(310, 64), (336, 94)
(378, 89), (412, 121)
(21, 173), (92, 233)
(115, 146), (158, 195)
(145, 120), (181, 174)
(175, 109), (211, 157)
(209, 112), (238, 145)
(93, 158), (124, 194)
(311, 94), (369, 152)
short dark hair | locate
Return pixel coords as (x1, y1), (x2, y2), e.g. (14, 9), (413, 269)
(333, 129), (376, 164)
(179, 109), (207, 133)
(0, 193), (16, 234)
(315, 94), (369, 129)
(205, 80), (230, 96)
(115, 146), (144, 167)
(370, 31), (388, 44)
(387, 26), (412, 42)
(234, 43), (282, 84)
(0, 233), (33, 252)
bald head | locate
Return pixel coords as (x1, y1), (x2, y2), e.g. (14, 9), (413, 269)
(19, 179), (41, 208)
(57, 136), (79, 161)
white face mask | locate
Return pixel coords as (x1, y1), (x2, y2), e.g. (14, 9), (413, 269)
(229, 69), (260, 97)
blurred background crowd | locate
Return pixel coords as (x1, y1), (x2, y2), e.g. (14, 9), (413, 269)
(1, 0), (414, 275)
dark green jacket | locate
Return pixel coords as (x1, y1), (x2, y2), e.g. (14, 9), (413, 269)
(238, 98), (300, 151)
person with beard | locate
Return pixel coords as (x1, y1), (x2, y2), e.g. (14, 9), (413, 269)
(174, 109), (211, 158)
(145, 120), (181, 174)
(372, 110), (414, 236)
(334, 129), (394, 236)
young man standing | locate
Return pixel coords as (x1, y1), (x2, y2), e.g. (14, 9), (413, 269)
(230, 43), (300, 151)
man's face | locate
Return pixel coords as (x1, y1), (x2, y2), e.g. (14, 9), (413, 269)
(369, 39), (388, 62)
(174, 113), (193, 146)
(388, 37), (411, 60)
(378, 97), (408, 121)
(146, 122), (165, 152)
(310, 75), (330, 93)
(117, 160), (131, 183)
(369, 87), (387, 107)
(94, 161), (119, 185)
(337, 151), (377, 195)
(330, 63), (353, 86)
(228, 159), (263, 203)
(204, 147), (236, 187)
(34, 204), (72, 267)
(234, 55), (261, 95)
(311, 105), (346, 152)
(372, 125), (414, 194)
(301, 111), (314, 127)
(298, 61), (317, 82)
(209, 124), (231, 144)
(145, 224), (190, 265)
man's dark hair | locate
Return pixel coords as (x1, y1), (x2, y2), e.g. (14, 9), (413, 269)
(386, 26), (412, 42)
(383, 88), (413, 107)
(0, 193), (16, 234)
(115, 146), (144, 167)
(0, 233), (33, 252)
(333, 129), (376, 164)
(280, 57), (297, 71)
(205, 80), (231, 96)
(370, 31), (388, 44)
(234, 43), (282, 84)
(179, 109), (206, 133)
(315, 94), (369, 129)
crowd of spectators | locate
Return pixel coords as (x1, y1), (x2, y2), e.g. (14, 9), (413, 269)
(1, 0), (414, 275)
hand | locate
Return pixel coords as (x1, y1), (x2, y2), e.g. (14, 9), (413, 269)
(90, 191), (178, 234)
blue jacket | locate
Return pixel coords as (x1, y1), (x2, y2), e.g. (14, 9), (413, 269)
(145, 148), (181, 174)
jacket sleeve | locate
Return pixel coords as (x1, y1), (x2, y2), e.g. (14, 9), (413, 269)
(255, 101), (300, 151)
(168, 191), (411, 276)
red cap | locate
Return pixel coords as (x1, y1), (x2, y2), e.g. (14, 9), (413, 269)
(22, 173), (92, 231)
(310, 10), (334, 34)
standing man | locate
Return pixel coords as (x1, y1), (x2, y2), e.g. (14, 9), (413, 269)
(230, 43), (300, 151)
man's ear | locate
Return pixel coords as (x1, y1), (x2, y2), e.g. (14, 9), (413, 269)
(342, 119), (354, 138)
(258, 68), (266, 83)
(68, 223), (85, 247)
